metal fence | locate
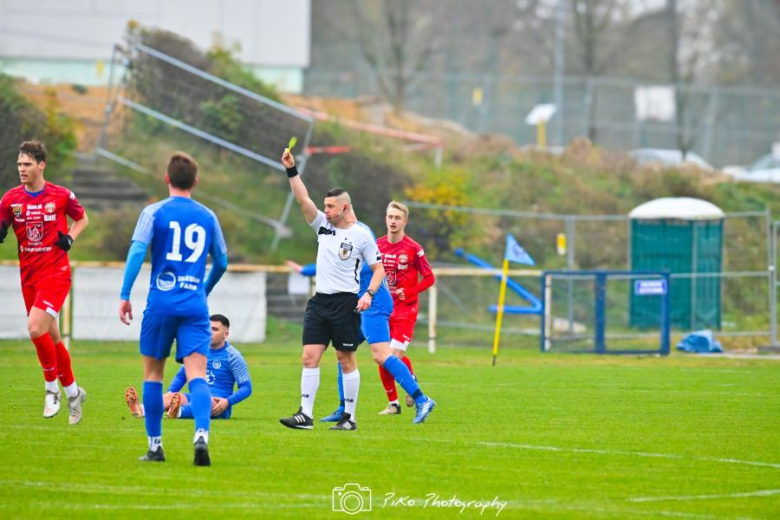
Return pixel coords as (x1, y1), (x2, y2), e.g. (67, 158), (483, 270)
(401, 203), (776, 350)
(304, 69), (780, 168)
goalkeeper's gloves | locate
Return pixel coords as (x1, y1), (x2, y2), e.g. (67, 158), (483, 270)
(55, 231), (74, 252)
(0, 221), (7, 244)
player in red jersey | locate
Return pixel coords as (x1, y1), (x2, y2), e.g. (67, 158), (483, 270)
(0, 140), (89, 424)
(375, 201), (435, 414)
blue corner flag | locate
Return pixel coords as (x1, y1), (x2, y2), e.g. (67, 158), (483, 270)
(505, 234), (535, 265)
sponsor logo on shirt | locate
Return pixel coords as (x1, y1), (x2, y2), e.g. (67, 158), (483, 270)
(339, 242), (353, 260)
(156, 271), (176, 291)
(26, 222), (43, 242)
(11, 204), (23, 218)
(44, 214), (56, 222)
(45, 202), (56, 213)
(177, 275), (201, 291)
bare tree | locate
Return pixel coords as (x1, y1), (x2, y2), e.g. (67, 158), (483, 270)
(352, 0), (438, 115)
(568, 0), (636, 141)
(665, 0), (722, 154)
(511, 0), (643, 143)
(714, 0), (780, 87)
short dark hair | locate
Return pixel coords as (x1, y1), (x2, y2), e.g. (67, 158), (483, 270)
(18, 140), (47, 163)
(210, 314), (230, 328)
(326, 187), (348, 198)
(167, 152), (198, 190)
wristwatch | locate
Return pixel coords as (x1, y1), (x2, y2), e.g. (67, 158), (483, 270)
(367, 289), (376, 297)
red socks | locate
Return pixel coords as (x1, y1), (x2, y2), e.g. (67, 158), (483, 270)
(32, 333), (58, 383)
(378, 364), (398, 402)
(55, 342), (75, 387)
(401, 355), (414, 377)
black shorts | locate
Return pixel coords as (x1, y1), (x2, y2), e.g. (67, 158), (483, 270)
(302, 292), (361, 351)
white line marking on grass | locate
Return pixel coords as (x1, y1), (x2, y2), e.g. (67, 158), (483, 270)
(588, 506), (717, 519)
(472, 441), (780, 469)
(358, 436), (780, 471)
(0, 479), (328, 502)
(628, 489), (780, 503)
(4, 424), (138, 433)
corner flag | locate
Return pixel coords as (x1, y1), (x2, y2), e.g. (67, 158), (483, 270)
(493, 234), (534, 366)
(505, 234), (534, 265)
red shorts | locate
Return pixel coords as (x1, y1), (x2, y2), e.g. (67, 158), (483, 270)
(389, 307), (419, 345)
(22, 276), (71, 317)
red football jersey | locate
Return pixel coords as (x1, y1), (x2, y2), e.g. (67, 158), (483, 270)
(377, 234), (434, 308)
(0, 182), (85, 285)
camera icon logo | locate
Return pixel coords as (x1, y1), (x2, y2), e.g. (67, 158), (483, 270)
(332, 483), (372, 515)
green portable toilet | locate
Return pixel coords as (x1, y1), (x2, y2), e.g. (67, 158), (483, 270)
(629, 197), (724, 330)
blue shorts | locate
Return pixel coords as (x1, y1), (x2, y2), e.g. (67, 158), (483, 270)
(140, 312), (210, 363)
(359, 309), (391, 345)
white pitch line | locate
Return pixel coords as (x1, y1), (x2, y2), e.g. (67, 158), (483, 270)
(628, 488), (780, 503)
(354, 435), (780, 470)
(472, 441), (780, 470)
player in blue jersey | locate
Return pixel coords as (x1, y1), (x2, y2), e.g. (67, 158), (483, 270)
(286, 207), (436, 425)
(125, 314), (252, 420)
(119, 152), (228, 466)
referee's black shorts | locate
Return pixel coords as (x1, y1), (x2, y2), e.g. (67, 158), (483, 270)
(302, 292), (361, 351)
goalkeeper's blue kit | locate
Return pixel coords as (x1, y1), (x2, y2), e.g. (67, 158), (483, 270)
(168, 342), (253, 419)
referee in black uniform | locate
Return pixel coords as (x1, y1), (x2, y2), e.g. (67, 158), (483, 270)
(279, 148), (385, 431)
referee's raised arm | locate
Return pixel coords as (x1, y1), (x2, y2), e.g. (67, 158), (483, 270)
(282, 149), (318, 224)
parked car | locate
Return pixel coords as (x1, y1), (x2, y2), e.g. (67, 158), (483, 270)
(722, 153), (780, 183)
(629, 148), (714, 171)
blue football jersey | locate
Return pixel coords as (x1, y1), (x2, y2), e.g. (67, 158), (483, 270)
(355, 221), (393, 316)
(131, 196), (227, 314)
(207, 343), (251, 399)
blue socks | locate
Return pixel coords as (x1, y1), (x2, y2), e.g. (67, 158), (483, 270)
(335, 357), (427, 409)
(143, 381), (163, 438)
(383, 356), (425, 404)
(179, 405), (194, 419)
(337, 362), (345, 408)
(188, 377), (212, 433)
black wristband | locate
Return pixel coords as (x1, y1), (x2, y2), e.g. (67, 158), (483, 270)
(286, 166), (299, 178)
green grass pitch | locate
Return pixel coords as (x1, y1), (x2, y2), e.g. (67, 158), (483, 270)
(0, 330), (778, 519)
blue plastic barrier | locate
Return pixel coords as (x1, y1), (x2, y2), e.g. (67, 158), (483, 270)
(454, 248), (542, 315)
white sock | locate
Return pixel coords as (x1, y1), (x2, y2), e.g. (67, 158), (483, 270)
(342, 369), (360, 422)
(44, 380), (59, 394)
(148, 436), (162, 452)
(300, 367), (320, 418)
(63, 382), (79, 399)
(194, 428), (209, 444)
(389, 399), (399, 406)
